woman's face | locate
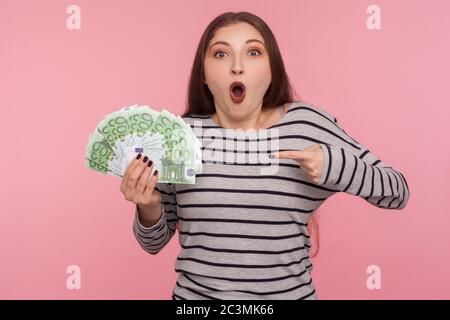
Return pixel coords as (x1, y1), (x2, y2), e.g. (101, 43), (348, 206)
(204, 22), (271, 119)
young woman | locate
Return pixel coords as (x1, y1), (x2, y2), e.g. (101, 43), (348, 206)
(120, 12), (410, 300)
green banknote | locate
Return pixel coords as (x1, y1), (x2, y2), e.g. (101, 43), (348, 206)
(85, 105), (202, 184)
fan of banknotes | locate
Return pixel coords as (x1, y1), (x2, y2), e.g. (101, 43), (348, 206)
(85, 104), (202, 184)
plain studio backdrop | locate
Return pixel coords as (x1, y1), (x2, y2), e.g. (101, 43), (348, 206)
(0, 0), (448, 299)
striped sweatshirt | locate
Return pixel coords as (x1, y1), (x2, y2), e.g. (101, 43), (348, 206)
(132, 100), (410, 300)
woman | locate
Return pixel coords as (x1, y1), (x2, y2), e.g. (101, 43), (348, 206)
(120, 12), (410, 300)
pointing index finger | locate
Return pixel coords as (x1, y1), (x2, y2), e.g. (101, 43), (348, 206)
(270, 150), (306, 161)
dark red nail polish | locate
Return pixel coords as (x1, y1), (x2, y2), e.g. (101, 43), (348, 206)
(143, 156), (148, 163)
(153, 170), (158, 176)
(147, 160), (153, 167)
(136, 153), (142, 160)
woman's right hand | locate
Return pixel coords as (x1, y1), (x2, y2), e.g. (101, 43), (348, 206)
(120, 154), (162, 209)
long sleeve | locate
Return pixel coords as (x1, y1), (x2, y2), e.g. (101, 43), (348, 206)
(132, 182), (178, 254)
(316, 114), (410, 210)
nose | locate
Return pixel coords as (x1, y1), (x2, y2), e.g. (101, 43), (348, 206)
(231, 58), (244, 75)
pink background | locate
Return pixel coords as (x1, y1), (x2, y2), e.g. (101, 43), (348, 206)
(1, 0), (449, 299)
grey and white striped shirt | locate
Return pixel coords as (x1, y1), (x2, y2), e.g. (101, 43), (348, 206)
(132, 100), (410, 300)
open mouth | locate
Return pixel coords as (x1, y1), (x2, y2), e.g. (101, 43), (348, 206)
(229, 81), (246, 104)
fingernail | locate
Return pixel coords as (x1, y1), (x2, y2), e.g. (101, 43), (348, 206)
(136, 153), (142, 160)
(153, 170), (158, 176)
(143, 156), (148, 163)
(269, 153), (276, 159)
(147, 160), (153, 167)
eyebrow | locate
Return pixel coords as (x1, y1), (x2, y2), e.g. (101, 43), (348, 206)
(209, 39), (265, 51)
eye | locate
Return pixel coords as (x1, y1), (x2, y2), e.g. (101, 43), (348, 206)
(249, 49), (262, 56)
(214, 50), (226, 58)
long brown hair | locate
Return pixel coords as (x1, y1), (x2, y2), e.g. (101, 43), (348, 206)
(181, 11), (320, 258)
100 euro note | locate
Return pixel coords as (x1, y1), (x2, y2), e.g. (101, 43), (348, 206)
(85, 105), (202, 184)
(147, 108), (201, 183)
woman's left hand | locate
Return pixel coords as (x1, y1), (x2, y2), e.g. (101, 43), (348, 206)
(271, 144), (325, 184)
